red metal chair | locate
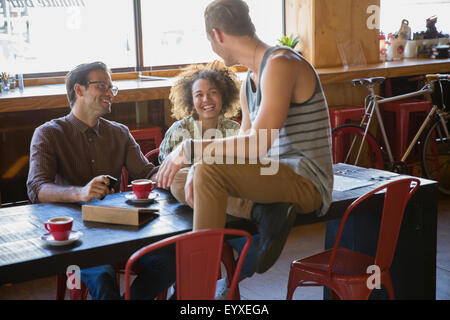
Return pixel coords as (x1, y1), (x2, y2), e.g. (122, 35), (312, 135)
(286, 178), (420, 300)
(122, 147), (242, 299)
(120, 126), (162, 192)
(124, 228), (252, 300)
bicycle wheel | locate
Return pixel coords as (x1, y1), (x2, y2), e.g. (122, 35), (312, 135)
(421, 114), (450, 194)
(332, 124), (384, 169)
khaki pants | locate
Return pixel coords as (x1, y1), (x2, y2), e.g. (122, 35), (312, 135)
(192, 160), (322, 230)
(170, 167), (254, 219)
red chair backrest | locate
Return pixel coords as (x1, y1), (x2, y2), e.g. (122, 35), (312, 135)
(144, 148), (160, 166)
(120, 148), (160, 192)
(328, 178), (420, 275)
(124, 228), (252, 300)
(130, 127), (163, 156)
(375, 179), (419, 270)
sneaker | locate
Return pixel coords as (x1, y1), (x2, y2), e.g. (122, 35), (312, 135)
(227, 234), (260, 280)
(251, 203), (296, 274)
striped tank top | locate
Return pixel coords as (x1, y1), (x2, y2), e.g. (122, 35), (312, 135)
(245, 46), (333, 217)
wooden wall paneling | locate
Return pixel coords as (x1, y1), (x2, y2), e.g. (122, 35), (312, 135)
(148, 100), (166, 129)
(164, 98), (175, 130)
(351, 0), (380, 65)
(315, 0), (353, 68)
(135, 101), (149, 125)
(285, 0), (314, 64)
(286, 0), (380, 68)
(323, 83), (369, 107)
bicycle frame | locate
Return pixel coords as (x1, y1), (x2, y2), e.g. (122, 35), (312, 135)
(357, 83), (435, 165)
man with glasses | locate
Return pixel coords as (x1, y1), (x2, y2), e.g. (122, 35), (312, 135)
(27, 62), (129, 204)
(27, 61), (175, 299)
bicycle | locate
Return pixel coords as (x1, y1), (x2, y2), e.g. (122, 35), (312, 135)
(331, 73), (450, 194)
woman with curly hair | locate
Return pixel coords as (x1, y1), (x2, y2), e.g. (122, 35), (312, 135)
(159, 61), (254, 236)
(159, 61), (241, 163)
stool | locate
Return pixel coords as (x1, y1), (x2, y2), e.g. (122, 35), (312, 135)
(382, 99), (432, 162)
(329, 105), (365, 129)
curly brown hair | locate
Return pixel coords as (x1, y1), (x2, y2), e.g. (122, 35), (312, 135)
(169, 61), (241, 120)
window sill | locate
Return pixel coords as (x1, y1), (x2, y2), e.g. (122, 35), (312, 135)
(1, 58), (449, 113)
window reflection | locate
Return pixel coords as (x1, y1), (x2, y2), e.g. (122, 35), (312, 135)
(380, 0), (450, 35)
(141, 0), (283, 67)
(0, 0), (136, 74)
(0, 0), (283, 74)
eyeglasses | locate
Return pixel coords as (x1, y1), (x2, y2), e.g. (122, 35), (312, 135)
(86, 81), (119, 96)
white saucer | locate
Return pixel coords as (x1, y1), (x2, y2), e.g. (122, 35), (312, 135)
(125, 192), (158, 204)
(41, 230), (83, 246)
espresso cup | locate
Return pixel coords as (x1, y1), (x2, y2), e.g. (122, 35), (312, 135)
(131, 179), (156, 199)
(44, 217), (73, 241)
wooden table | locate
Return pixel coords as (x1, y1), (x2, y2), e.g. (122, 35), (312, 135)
(0, 164), (438, 299)
(0, 188), (191, 285)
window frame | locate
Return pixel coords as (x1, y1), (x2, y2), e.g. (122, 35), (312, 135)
(13, 0), (285, 79)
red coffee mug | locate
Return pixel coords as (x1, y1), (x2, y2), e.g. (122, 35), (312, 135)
(131, 179), (157, 199)
(44, 217), (73, 241)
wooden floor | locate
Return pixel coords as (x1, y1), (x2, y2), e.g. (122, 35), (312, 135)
(1, 194), (449, 300)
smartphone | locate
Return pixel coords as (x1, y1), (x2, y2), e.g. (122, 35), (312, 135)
(105, 175), (118, 189)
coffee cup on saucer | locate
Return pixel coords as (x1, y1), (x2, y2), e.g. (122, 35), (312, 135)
(131, 179), (157, 199)
(44, 217), (73, 241)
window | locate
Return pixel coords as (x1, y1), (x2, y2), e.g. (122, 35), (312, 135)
(1, 0), (136, 74)
(141, 0), (283, 68)
(141, 0), (213, 67)
(380, 0), (450, 36)
(0, 0), (283, 76)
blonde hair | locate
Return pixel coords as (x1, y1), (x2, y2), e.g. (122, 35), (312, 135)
(169, 61), (240, 120)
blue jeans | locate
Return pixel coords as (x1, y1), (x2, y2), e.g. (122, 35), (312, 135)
(81, 247), (176, 300)
(227, 234), (260, 279)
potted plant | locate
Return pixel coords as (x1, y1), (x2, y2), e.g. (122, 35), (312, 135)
(278, 34), (301, 54)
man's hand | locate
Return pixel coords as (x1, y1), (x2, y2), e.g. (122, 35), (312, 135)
(184, 165), (196, 208)
(156, 142), (186, 189)
(78, 175), (113, 202)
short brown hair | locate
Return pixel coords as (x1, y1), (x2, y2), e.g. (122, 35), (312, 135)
(169, 61), (240, 120)
(65, 61), (110, 108)
(204, 0), (255, 38)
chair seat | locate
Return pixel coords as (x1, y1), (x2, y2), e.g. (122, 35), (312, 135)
(292, 247), (375, 277)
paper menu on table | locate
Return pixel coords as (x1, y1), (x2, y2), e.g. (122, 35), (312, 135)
(364, 168), (400, 180)
(333, 174), (374, 192)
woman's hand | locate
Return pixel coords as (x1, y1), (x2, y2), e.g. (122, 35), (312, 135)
(156, 142), (186, 189)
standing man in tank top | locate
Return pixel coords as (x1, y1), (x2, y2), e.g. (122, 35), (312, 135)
(156, 0), (333, 275)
